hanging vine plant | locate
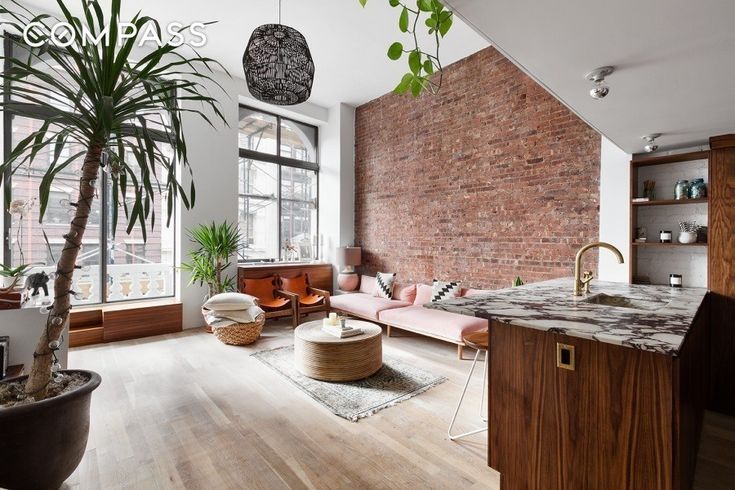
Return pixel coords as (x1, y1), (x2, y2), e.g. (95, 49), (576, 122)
(359, 0), (454, 96)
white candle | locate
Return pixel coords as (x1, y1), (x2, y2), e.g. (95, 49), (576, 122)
(329, 312), (338, 325)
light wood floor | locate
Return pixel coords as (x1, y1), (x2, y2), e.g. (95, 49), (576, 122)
(64, 316), (735, 489)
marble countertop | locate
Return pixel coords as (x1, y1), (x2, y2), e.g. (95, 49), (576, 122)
(424, 278), (707, 356)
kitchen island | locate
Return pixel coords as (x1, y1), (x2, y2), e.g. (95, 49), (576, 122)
(426, 278), (709, 490)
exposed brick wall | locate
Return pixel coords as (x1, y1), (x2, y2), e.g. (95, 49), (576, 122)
(354, 47), (601, 290)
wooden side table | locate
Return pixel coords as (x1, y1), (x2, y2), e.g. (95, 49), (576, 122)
(294, 319), (382, 382)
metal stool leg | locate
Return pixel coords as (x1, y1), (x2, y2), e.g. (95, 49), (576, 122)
(480, 350), (488, 422)
(448, 348), (488, 441)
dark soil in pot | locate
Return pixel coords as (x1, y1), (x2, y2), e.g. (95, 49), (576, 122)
(0, 370), (101, 490)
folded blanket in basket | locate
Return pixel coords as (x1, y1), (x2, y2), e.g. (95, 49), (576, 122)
(205, 304), (264, 328)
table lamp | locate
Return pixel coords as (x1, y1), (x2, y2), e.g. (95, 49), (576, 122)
(337, 247), (361, 291)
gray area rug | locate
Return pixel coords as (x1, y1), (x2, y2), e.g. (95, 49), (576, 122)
(252, 345), (447, 422)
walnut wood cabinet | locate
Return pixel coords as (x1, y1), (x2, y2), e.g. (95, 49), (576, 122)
(487, 299), (709, 489)
(708, 134), (735, 415)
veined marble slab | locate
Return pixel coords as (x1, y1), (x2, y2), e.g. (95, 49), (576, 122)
(423, 278), (707, 355)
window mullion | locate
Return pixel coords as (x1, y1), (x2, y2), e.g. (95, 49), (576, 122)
(100, 170), (108, 303)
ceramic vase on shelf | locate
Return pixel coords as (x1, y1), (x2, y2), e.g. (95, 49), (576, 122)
(678, 231), (697, 244)
(675, 180), (690, 200)
(689, 178), (707, 199)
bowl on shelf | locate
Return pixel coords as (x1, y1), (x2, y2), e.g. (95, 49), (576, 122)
(678, 231), (698, 244)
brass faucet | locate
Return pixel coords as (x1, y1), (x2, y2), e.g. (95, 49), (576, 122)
(573, 242), (624, 296)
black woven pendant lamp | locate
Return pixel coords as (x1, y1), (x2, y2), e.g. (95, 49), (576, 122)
(243, 0), (314, 106)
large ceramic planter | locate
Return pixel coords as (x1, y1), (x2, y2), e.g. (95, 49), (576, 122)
(0, 370), (101, 490)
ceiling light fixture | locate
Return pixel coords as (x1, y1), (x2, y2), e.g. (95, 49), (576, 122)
(585, 66), (614, 100)
(642, 133), (662, 153)
(242, 0), (314, 106)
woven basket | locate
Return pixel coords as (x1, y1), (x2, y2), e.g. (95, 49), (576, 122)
(206, 312), (265, 346)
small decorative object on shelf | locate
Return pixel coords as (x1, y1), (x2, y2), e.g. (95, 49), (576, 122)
(678, 221), (698, 244)
(688, 178), (707, 199)
(674, 180), (690, 200)
(669, 274), (683, 288)
(659, 230), (673, 243)
(697, 226), (708, 243)
(635, 227), (648, 243)
(643, 179), (656, 200)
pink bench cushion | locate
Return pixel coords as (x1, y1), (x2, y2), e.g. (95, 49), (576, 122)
(462, 288), (494, 297)
(378, 305), (488, 343)
(330, 293), (411, 320)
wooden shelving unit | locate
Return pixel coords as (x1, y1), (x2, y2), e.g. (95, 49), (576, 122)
(630, 150), (710, 286)
(631, 198), (708, 207)
(632, 242), (707, 248)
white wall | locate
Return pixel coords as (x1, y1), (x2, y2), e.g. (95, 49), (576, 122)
(0, 309), (68, 370)
(598, 136), (631, 282)
(318, 104), (356, 290)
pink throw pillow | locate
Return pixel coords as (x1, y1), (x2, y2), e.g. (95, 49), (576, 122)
(413, 284), (434, 305)
(359, 275), (376, 295)
(395, 284), (417, 303)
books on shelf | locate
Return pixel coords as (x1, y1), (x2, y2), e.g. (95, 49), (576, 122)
(632, 197), (650, 202)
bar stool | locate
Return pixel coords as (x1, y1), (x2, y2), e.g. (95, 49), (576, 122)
(448, 330), (488, 441)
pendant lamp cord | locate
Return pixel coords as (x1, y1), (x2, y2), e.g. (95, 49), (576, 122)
(278, 0), (281, 24)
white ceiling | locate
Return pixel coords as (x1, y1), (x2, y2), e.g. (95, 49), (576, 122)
(447, 0), (735, 153)
(20, 0), (488, 108)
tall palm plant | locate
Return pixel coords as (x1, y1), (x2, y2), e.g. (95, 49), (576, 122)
(0, 0), (227, 398)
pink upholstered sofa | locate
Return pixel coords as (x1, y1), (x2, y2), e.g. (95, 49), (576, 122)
(330, 275), (489, 359)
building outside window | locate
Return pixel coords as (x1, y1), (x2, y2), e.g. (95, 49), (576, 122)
(1, 39), (176, 305)
(238, 106), (319, 262)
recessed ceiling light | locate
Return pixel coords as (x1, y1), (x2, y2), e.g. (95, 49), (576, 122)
(585, 66), (614, 100)
(642, 133), (662, 153)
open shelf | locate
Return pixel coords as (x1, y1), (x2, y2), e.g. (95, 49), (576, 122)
(632, 242), (707, 248)
(632, 198), (708, 207)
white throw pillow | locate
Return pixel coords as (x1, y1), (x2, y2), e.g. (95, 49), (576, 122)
(204, 292), (257, 311)
(430, 279), (461, 302)
(375, 272), (396, 299)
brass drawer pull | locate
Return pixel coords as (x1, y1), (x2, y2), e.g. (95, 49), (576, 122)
(557, 343), (575, 370)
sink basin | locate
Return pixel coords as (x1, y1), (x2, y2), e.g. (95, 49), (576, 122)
(583, 293), (670, 311)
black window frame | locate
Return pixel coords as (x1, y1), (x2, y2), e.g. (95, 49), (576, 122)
(1, 35), (178, 305)
(238, 104), (319, 262)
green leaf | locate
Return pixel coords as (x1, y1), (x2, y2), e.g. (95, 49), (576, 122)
(410, 77), (424, 97)
(425, 16), (437, 29)
(418, 0), (433, 12)
(399, 7), (409, 32)
(359, 0), (368, 6)
(387, 42), (403, 60)
(408, 50), (422, 75)
(439, 14), (453, 37)
(394, 73), (413, 94)
(389, 0), (400, 6)
(423, 60), (434, 75)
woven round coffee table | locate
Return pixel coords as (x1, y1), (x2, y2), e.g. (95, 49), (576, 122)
(294, 319), (383, 382)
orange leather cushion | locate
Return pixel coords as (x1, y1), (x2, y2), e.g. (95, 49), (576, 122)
(281, 275), (308, 297)
(300, 294), (324, 306)
(259, 296), (290, 309)
(243, 276), (278, 301)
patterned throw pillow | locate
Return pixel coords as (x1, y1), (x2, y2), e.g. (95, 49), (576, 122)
(375, 272), (396, 299)
(430, 279), (461, 302)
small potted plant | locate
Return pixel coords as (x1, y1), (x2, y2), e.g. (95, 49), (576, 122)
(181, 221), (242, 299)
(0, 264), (33, 291)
